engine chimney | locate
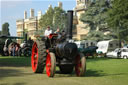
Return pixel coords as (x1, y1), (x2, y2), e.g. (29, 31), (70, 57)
(66, 10), (73, 40)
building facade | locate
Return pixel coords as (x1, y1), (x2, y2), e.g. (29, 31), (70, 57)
(16, 9), (42, 43)
(16, 1), (90, 43)
(74, 0), (90, 40)
(16, 2), (63, 43)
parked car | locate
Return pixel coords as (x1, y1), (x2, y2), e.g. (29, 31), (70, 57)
(106, 48), (128, 59)
(78, 46), (98, 58)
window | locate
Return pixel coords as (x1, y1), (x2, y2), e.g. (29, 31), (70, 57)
(110, 44), (113, 47)
(116, 44), (119, 46)
(86, 43), (88, 47)
(122, 49), (128, 52)
(91, 42), (93, 46)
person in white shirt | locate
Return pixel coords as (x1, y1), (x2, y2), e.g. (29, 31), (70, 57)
(44, 26), (52, 37)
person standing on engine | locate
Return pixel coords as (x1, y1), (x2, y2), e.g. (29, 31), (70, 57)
(44, 26), (52, 37)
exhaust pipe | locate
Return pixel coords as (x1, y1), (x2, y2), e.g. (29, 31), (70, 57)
(66, 10), (73, 40)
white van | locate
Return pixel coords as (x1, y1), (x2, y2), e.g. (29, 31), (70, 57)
(74, 41), (85, 48)
(96, 40), (119, 54)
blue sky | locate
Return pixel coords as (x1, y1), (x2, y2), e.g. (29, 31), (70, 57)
(0, 0), (76, 36)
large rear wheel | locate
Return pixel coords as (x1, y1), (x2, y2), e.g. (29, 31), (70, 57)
(46, 52), (56, 77)
(31, 40), (46, 73)
(75, 53), (86, 76)
(23, 47), (31, 57)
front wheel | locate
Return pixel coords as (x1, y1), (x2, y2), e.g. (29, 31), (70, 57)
(46, 52), (56, 77)
(123, 55), (127, 59)
(75, 53), (86, 76)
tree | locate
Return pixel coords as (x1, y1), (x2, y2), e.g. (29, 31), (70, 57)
(39, 6), (54, 31)
(84, 30), (117, 41)
(53, 7), (67, 31)
(107, 0), (128, 41)
(80, 0), (111, 31)
(1, 22), (10, 36)
(39, 6), (67, 32)
(80, 0), (115, 41)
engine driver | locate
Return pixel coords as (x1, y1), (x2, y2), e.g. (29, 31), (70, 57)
(44, 26), (52, 37)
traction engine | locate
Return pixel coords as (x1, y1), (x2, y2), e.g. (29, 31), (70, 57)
(31, 10), (86, 77)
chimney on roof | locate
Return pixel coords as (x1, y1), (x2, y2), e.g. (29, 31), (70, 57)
(38, 11), (42, 20)
(24, 11), (27, 19)
(30, 8), (34, 18)
(58, 2), (62, 9)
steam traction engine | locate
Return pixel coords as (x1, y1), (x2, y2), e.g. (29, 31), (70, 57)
(31, 10), (86, 77)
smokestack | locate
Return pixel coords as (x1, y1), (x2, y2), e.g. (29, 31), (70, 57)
(66, 10), (73, 40)
(30, 8), (34, 18)
(24, 11), (27, 19)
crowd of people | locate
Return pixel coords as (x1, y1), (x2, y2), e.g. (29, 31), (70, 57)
(10, 44), (19, 56)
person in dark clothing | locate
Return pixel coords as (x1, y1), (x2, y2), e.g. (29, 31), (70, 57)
(12, 44), (16, 56)
(117, 49), (122, 58)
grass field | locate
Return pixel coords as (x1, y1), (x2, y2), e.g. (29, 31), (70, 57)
(0, 56), (128, 85)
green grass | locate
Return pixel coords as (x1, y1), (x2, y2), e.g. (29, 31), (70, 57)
(0, 56), (128, 85)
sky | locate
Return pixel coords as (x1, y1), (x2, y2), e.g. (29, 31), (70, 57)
(0, 0), (76, 36)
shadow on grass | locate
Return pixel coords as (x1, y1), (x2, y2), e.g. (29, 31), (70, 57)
(0, 68), (34, 80)
(55, 69), (128, 78)
(0, 82), (26, 85)
(54, 69), (106, 78)
(0, 57), (31, 67)
(85, 69), (105, 77)
(86, 57), (111, 62)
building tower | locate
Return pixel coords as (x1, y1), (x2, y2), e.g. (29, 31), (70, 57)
(24, 11), (27, 19)
(74, 0), (90, 40)
(38, 11), (42, 20)
(30, 8), (34, 18)
(58, 2), (63, 9)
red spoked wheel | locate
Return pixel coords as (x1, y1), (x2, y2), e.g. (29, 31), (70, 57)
(31, 42), (38, 72)
(46, 52), (56, 77)
(75, 53), (86, 76)
(31, 40), (46, 73)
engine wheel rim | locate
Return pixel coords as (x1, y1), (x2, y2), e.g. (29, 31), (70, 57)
(31, 42), (38, 72)
(75, 55), (82, 76)
(46, 53), (51, 77)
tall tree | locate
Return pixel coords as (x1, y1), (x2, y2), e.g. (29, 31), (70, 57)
(39, 6), (67, 32)
(1, 22), (10, 36)
(39, 6), (54, 31)
(53, 7), (67, 31)
(80, 0), (114, 41)
(80, 0), (111, 31)
(107, 0), (128, 41)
